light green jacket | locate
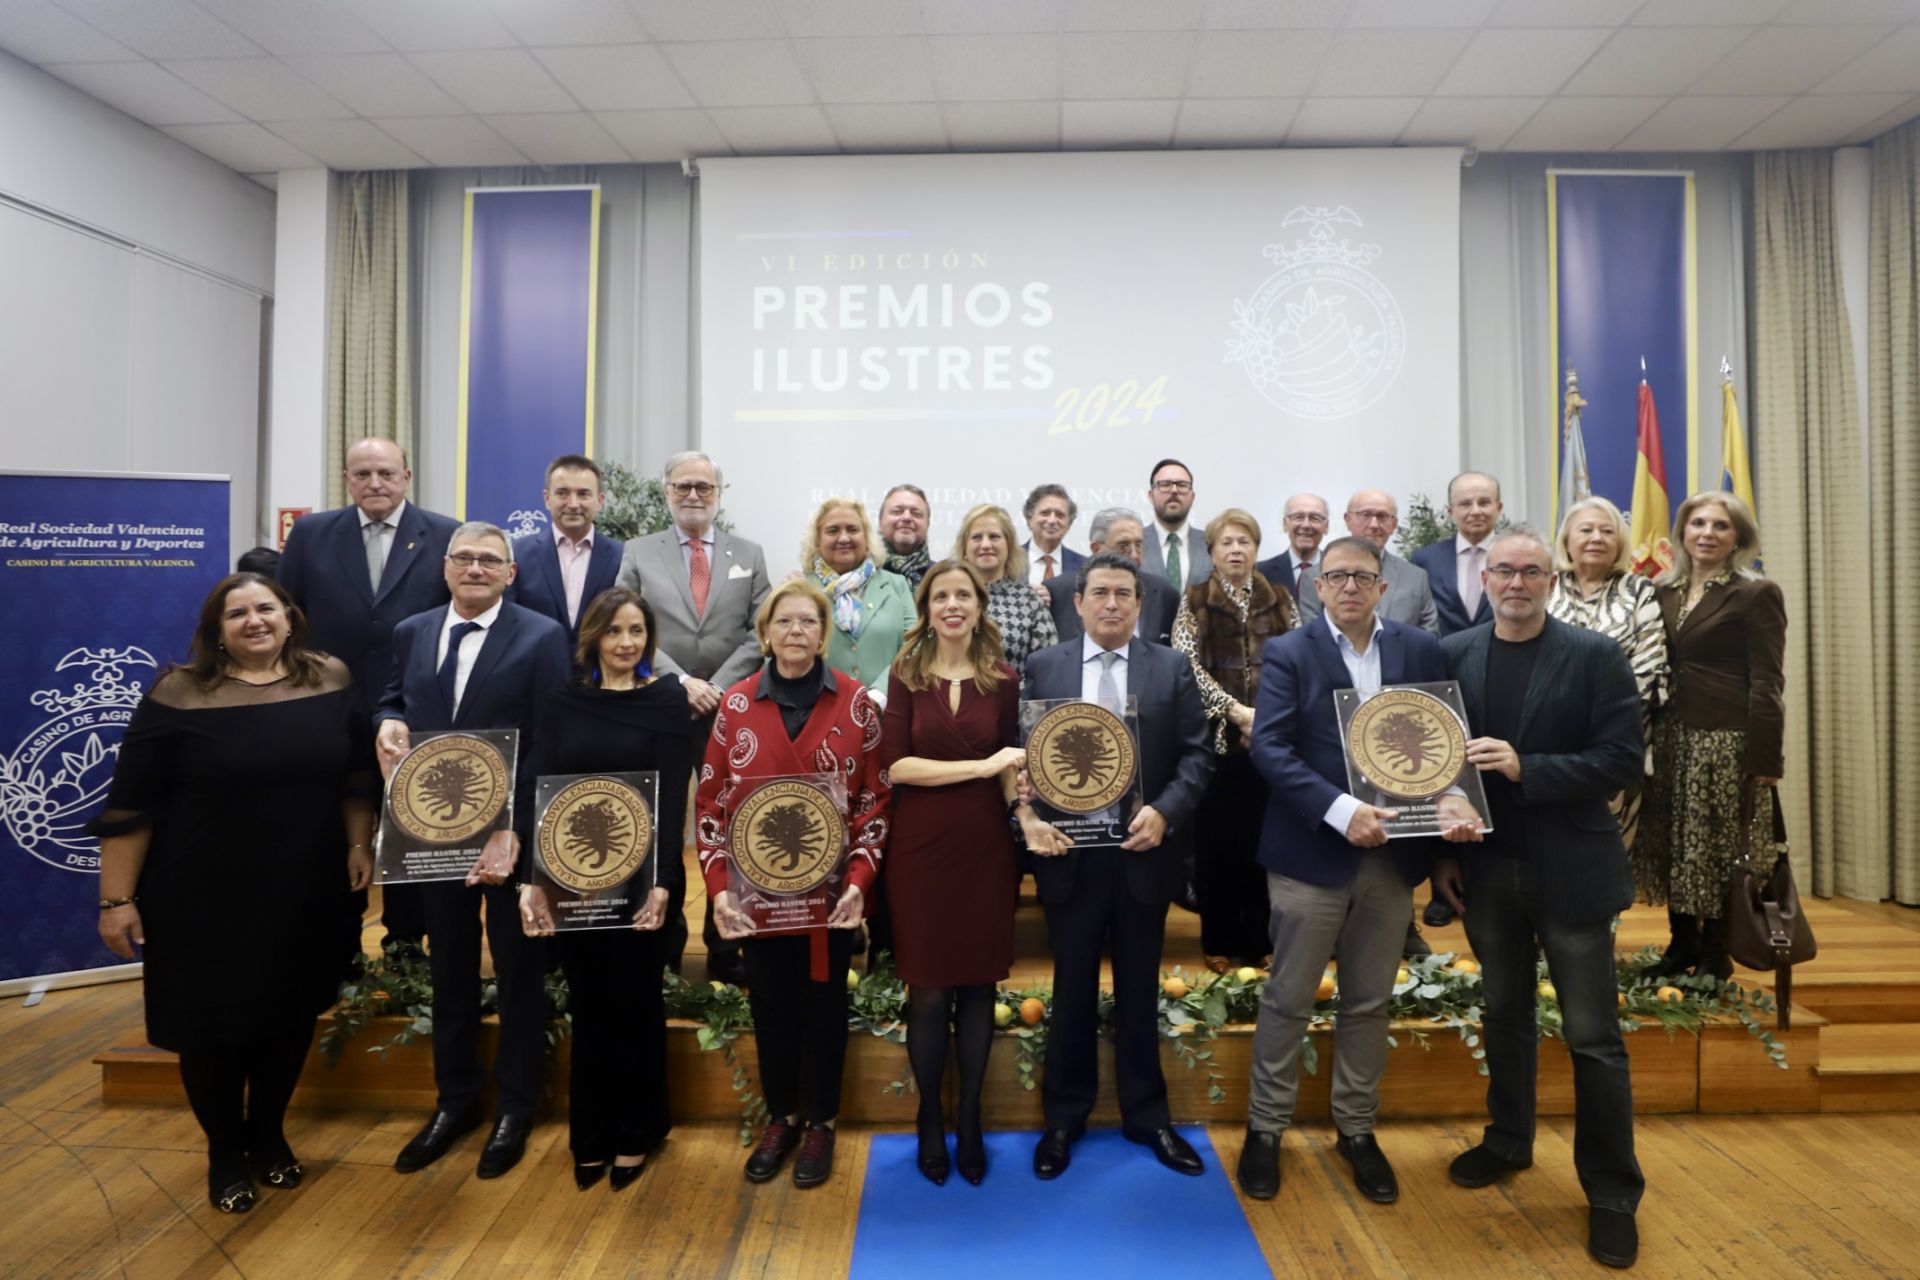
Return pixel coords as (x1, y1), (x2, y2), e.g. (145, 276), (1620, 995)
(824, 567), (915, 696)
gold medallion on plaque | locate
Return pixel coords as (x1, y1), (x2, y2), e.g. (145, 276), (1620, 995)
(728, 780), (845, 896)
(1345, 688), (1467, 800)
(539, 777), (653, 894)
(1026, 702), (1137, 814)
(388, 734), (510, 844)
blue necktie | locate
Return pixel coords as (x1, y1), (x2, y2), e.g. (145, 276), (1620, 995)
(438, 621), (481, 717)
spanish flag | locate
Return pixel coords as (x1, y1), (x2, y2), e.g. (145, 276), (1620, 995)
(1720, 376), (1756, 516)
(1628, 375), (1674, 577)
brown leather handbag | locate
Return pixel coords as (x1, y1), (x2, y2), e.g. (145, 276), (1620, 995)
(1725, 783), (1816, 1029)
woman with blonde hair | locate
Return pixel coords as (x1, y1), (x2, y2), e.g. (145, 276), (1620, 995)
(1635, 492), (1783, 979)
(953, 503), (1057, 675)
(798, 497), (914, 706)
(1546, 495), (1668, 850)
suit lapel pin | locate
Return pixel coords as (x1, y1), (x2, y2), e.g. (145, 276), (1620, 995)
(406, 542), (415, 551)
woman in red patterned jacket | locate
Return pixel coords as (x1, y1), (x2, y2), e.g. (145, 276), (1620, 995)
(696, 578), (890, 1190)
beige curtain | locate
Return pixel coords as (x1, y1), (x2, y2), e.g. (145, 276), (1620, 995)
(326, 171), (412, 506)
(1869, 122), (1920, 905)
(1750, 150), (1883, 900)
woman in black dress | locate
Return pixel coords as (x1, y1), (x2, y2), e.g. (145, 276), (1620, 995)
(94, 573), (375, 1214)
(516, 588), (698, 1192)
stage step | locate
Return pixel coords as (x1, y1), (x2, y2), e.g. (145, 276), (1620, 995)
(1815, 1024), (1920, 1112)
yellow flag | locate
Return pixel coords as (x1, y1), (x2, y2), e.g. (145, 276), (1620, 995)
(1720, 380), (1755, 516)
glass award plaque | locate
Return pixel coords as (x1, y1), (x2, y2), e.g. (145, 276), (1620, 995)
(724, 772), (849, 934)
(1020, 696), (1143, 847)
(531, 771), (659, 930)
(375, 728), (519, 883)
(1332, 682), (1491, 839)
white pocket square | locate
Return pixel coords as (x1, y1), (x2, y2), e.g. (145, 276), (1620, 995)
(727, 563), (753, 579)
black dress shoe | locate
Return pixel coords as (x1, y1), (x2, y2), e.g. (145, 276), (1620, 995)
(574, 1162), (607, 1191)
(394, 1106), (483, 1173)
(1237, 1129), (1280, 1200)
(1335, 1132), (1399, 1204)
(1448, 1144), (1531, 1188)
(956, 1128), (987, 1186)
(1125, 1126), (1204, 1176)
(1402, 921), (1432, 959)
(1032, 1129), (1075, 1180)
(791, 1123), (836, 1188)
(249, 1143), (304, 1190)
(916, 1118), (949, 1186)
(744, 1119), (799, 1183)
(208, 1157), (255, 1214)
(1176, 882), (1202, 914)
(1422, 898), (1456, 928)
(1589, 1208), (1639, 1268)
(608, 1160), (648, 1191)
(476, 1114), (532, 1180)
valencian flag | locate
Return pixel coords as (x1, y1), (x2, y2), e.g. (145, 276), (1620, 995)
(1559, 365), (1592, 527)
(1720, 365), (1756, 515)
(1628, 367), (1674, 577)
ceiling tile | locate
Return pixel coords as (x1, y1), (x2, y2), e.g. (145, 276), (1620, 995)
(1061, 98), (1179, 146)
(928, 35), (1060, 100)
(1202, 0), (1348, 27)
(661, 39), (816, 106)
(1840, 93), (1920, 142)
(770, 0), (923, 37)
(1063, 0), (1204, 30)
(533, 45), (695, 110)
(1308, 28), (1474, 95)
(1286, 95), (1421, 142)
(1436, 28), (1610, 95)
(1188, 29), (1333, 97)
(44, 61), (242, 124)
(708, 103), (841, 152)
(409, 49), (579, 113)
(594, 107), (733, 158)
(189, 0), (390, 56)
(1484, 0), (1640, 23)
(1689, 24), (1892, 95)
(1501, 94), (1662, 147)
(941, 99), (1060, 148)
(485, 0), (647, 46)
(1775, 0), (1920, 20)
(340, 0), (519, 51)
(1400, 95), (1545, 146)
(284, 53), (466, 116)
(1813, 26), (1920, 93)
(161, 121), (319, 170)
(1629, 0), (1789, 23)
(1615, 94), (1789, 147)
(793, 36), (937, 102)
(623, 0), (786, 40)
(825, 102), (949, 149)
(0, 0), (139, 62)
(482, 111), (633, 162)
(1562, 26), (1748, 94)
(163, 57), (355, 120)
(372, 114), (527, 164)
(1731, 91), (1912, 145)
(51, 0), (262, 59)
(919, 0), (1067, 34)
(1061, 32), (1194, 99)
(1171, 96), (1297, 146)
(1344, 0), (1497, 26)
(267, 118), (426, 167)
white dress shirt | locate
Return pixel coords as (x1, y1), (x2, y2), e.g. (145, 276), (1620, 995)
(436, 598), (502, 717)
(554, 525), (594, 625)
(357, 498), (407, 582)
(676, 525), (716, 575)
(1456, 532), (1489, 619)
(1079, 634), (1130, 707)
(1320, 611), (1385, 837)
(1027, 543), (1064, 587)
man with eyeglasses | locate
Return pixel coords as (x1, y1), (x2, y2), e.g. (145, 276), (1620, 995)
(1042, 507), (1180, 647)
(615, 450), (771, 983)
(279, 437), (460, 948)
(1342, 490), (1438, 634)
(1412, 471), (1504, 636)
(1256, 493), (1333, 622)
(1429, 529), (1645, 1270)
(1140, 459), (1211, 594)
(374, 521), (572, 1183)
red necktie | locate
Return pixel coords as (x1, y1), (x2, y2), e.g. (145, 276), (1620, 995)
(689, 538), (711, 618)
(1043, 554), (1055, 581)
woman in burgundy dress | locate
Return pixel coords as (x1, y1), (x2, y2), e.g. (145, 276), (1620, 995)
(883, 559), (1066, 1187)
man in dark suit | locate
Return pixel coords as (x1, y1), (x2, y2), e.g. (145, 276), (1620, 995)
(1237, 535), (1469, 1206)
(1430, 528), (1645, 1271)
(1411, 471), (1504, 637)
(1022, 482), (1085, 587)
(1254, 492), (1331, 623)
(505, 454), (624, 653)
(1022, 553), (1214, 1180)
(1044, 508), (1178, 646)
(1140, 458), (1211, 592)
(279, 437), (459, 946)
(374, 521), (571, 1182)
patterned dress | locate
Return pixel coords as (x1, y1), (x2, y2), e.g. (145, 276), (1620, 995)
(1546, 570), (1668, 851)
(984, 575), (1058, 675)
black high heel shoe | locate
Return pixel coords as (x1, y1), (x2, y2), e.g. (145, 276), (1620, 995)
(608, 1159), (648, 1191)
(916, 1118), (949, 1186)
(574, 1162), (608, 1191)
(956, 1127), (987, 1186)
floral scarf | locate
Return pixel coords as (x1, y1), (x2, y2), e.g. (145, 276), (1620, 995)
(814, 556), (877, 639)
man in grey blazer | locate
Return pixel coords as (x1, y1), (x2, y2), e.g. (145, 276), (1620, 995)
(1140, 459), (1211, 593)
(615, 450), (771, 981)
(1344, 490), (1438, 635)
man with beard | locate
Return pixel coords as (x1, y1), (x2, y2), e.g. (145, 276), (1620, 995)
(1141, 459), (1210, 594)
(877, 484), (933, 589)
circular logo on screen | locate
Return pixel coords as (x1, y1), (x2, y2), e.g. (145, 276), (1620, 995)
(1026, 702), (1137, 814)
(389, 734), (510, 844)
(538, 776), (653, 894)
(1225, 206), (1406, 420)
(1345, 688), (1467, 800)
(728, 779), (845, 896)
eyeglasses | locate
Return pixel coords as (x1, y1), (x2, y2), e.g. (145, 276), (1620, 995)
(769, 616), (821, 632)
(447, 553), (508, 571)
(669, 481), (718, 498)
(1284, 513), (1329, 526)
(1319, 570), (1381, 589)
(1487, 565), (1549, 583)
(1348, 509), (1394, 523)
(1151, 480), (1193, 493)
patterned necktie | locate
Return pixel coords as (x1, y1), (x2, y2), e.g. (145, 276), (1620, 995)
(438, 620), (481, 717)
(365, 520), (389, 592)
(689, 538), (711, 618)
(1166, 534), (1183, 593)
(1097, 650), (1122, 715)
(1042, 553), (1055, 582)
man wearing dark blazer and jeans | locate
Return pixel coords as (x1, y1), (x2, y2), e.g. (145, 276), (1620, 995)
(1022, 552), (1214, 1180)
(375, 521), (571, 1182)
(1431, 529), (1645, 1270)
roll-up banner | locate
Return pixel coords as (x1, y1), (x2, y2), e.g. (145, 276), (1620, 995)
(1548, 171), (1697, 523)
(456, 184), (601, 537)
(0, 470), (229, 995)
